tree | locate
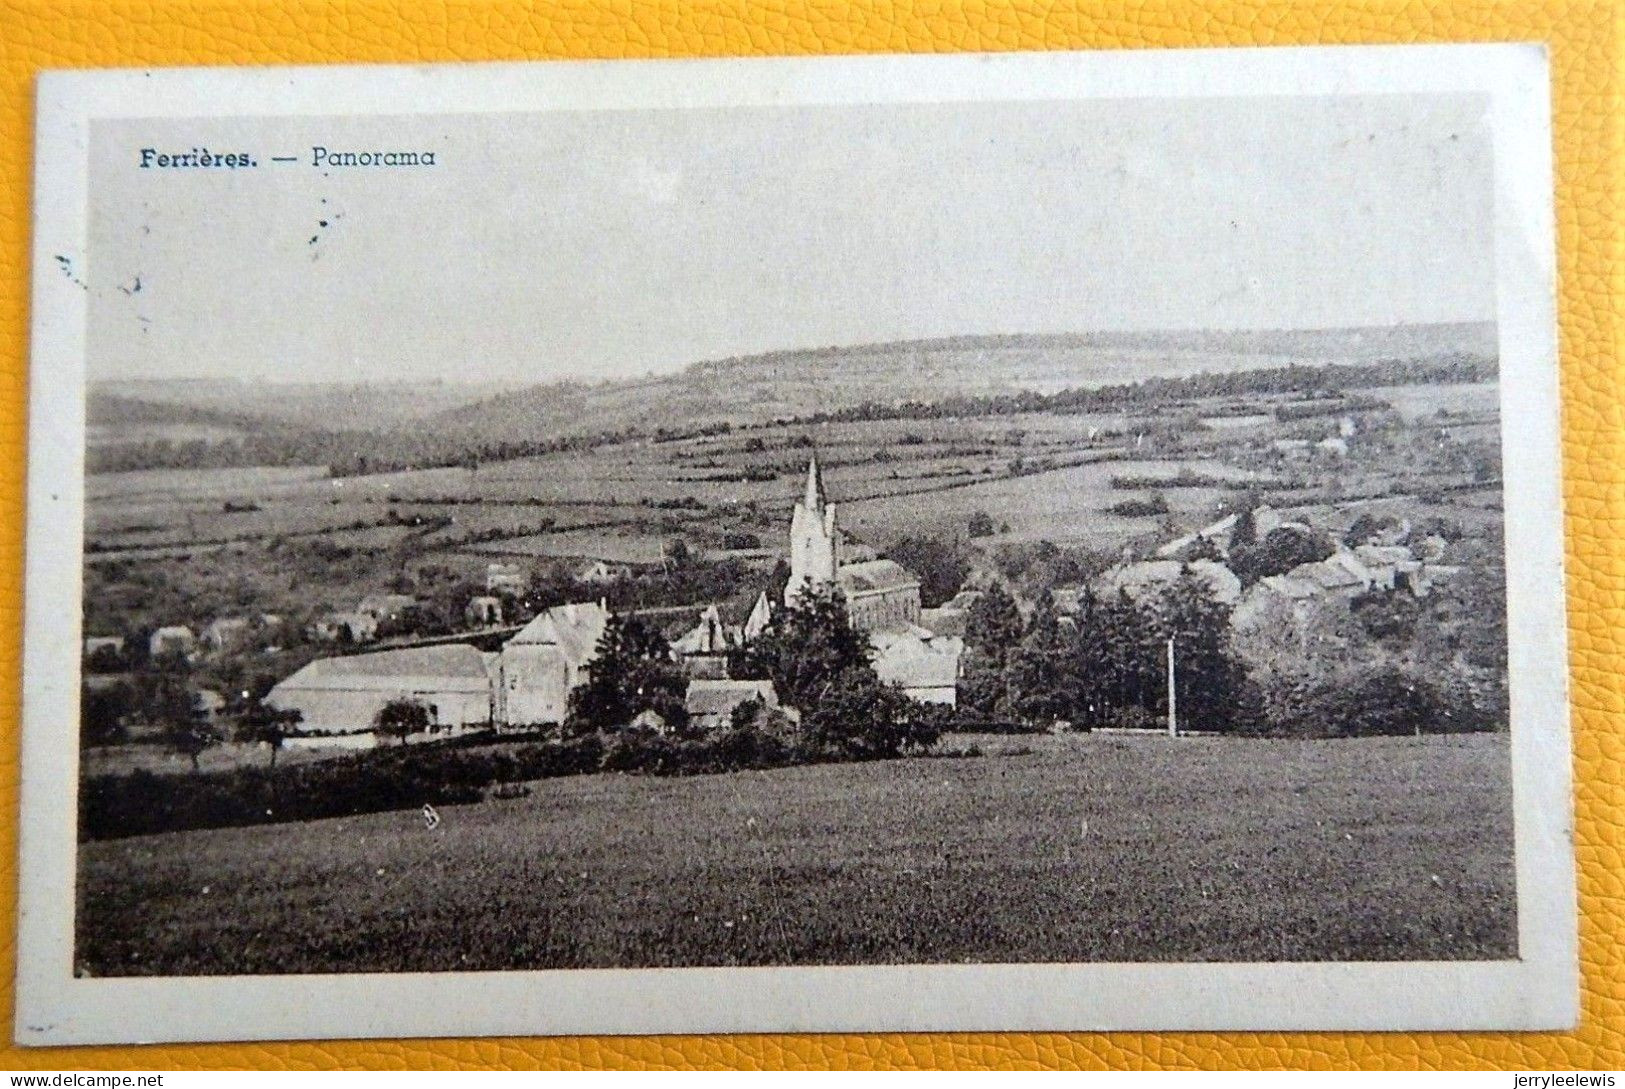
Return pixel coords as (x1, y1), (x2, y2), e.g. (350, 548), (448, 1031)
(1342, 512), (1396, 547)
(1149, 569), (1254, 732)
(1230, 526), (1335, 586)
(956, 648), (1006, 719)
(964, 583), (1024, 662)
(728, 696), (765, 732)
(80, 680), (132, 748)
(85, 643), (125, 674)
(735, 585), (936, 758)
(1181, 534), (1224, 563)
(1229, 503), (1258, 550)
(884, 535), (969, 607)
(732, 585), (872, 709)
(967, 510), (996, 538)
(566, 614), (690, 735)
(999, 601), (1079, 726)
(1350, 588), (1422, 644)
(159, 687), (222, 771)
(374, 697), (431, 745)
(664, 538), (692, 568)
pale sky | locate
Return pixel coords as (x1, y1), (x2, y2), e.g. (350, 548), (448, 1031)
(87, 93), (1495, 384)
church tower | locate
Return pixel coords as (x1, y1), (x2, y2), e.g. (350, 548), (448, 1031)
(786, 456), (840, 606)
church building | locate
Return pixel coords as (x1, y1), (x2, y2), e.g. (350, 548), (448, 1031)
(785, 458), (962, 705)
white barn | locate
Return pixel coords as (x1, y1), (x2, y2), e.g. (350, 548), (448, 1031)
(266, 644), (497, 739)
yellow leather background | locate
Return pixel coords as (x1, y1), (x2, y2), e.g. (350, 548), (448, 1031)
(0, 0), (1617, 1070)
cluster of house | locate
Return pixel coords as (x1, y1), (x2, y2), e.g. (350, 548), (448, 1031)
(262, 460), (965, 746)
(310, 593), (420, 645)
(1050, 503), (1461, 627)
(100, 613), (291, 663)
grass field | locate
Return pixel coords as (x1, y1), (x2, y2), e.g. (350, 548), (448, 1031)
(82, 380), (1501, 580)
(76, 733), (1516, 975)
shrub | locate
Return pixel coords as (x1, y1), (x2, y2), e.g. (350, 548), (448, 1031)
(1264, 666), (1470, 738)
(1100, 705), (1163, 732)
(79, 734), (607, 841)
(1105, 493), (1171, 517)
(598, 724), (793, 777)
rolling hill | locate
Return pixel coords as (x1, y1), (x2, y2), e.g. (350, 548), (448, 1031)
(424, 323), (1497, 446)
(86, 323), (1496, 475)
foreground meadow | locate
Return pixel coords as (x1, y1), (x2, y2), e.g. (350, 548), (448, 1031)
(76, 733), (1515, 975)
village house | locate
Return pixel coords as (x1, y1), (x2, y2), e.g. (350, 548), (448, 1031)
(496, 600), (610, 727)
(486, 562), (525, 594)
(312, 610), (379, 644)
(868, 627), (963, 704)
(685, 678), (780, 730)
(743, 591), (772, 641)
(672, 603), (736, 657)
(837, 560), (923, 631)
(1230, 574), (1321, 635)
(82, 635), (125, 658)
(1272, 438), (1312, 459)
(920, 588), (981, 638)
(266, 643), (497, 743)
(465, 595), (504, 628)
(148, 625), (197, 659)
(195, 688), (227, 720)
(1097, 558), (1243, 607)
(201, 616), (254, 654)
(1155, 513), (1239, 560)
(356, 593), (418, 623)
(576, 560), (631, 585)
(670, 603), (737, 680)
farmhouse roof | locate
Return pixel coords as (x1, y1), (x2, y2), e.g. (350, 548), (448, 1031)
(1353, 544), (1415, 567)
(506, 600), (610, 663)
(356, 593), (417, 617)
(672, 604), (736, 656)
(838, 558), (920, 596)
(743, 591), (773, 639)
(1098, 559), (1242, 606)
(1256, 575), (1321, 601)
(1155, 513), (1238, 559)
(1287, 554), (1370, 592)
(869, 627), (963, 689)
(272, 644), (496, 694)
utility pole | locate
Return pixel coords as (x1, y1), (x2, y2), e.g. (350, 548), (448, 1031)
(1166, 637), (1178, 738)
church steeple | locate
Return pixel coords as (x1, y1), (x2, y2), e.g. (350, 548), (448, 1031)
(804, 455), (826, 512)
(786, 455), (839, 606)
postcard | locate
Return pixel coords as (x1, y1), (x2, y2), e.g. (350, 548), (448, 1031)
(19, 44), (1574, 1044)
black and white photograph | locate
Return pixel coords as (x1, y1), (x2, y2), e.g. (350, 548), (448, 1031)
(19, 46), (1574, 1043)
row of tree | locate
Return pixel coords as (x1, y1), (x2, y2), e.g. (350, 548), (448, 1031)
(957, 578), (1248, 731)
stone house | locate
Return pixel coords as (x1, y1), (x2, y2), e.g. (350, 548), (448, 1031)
(496, 600), (610, 727)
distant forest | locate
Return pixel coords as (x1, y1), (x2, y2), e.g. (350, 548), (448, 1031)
(88, 351), (1496, 478)
(784, 352), (1494, 425)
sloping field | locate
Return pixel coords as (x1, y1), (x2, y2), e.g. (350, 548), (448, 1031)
(77, 733), (1515, 975)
